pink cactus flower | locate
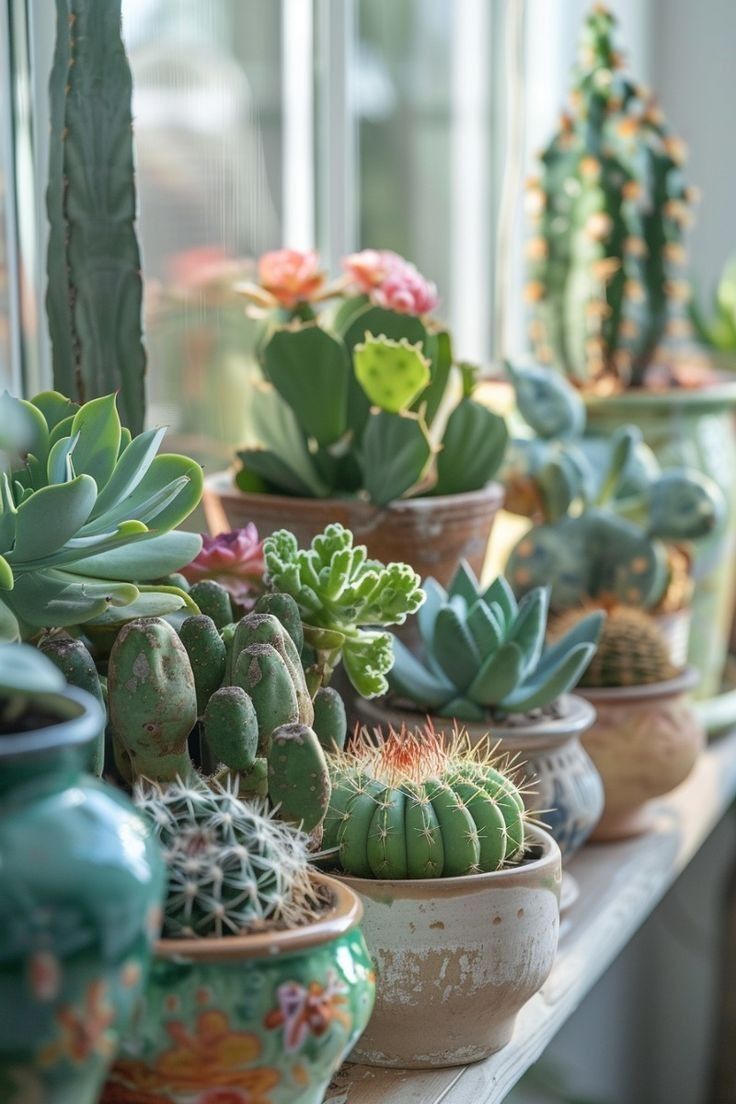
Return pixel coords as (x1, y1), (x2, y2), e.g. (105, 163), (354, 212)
(257, 249), (326, 309)
(342, 249), (405, 293)
(181, 525), (265, 609)
(343, 249), (439, 315)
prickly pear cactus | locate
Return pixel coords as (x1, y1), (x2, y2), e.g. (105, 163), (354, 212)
(325, 725), (527, 879)
(47, 0), (146, 432)
(353, 334), (430, 412)
(526, 4), (695, 388)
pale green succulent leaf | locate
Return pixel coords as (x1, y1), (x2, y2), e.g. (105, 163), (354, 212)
(69, 393), (122, 491)
(432, 606), (480, 690)
(84, 589), (189, 625)
(91, 426), (167, 517)
(466, 599), (503, 655)
(4, 569), (139, 628)
(388, 634), (455, 709)
(30, 390), (78, 432)
(64, 530), (202, 581)
(447, 560), (482, 605)
(500, 641), (597, 711)
(0, 602), (20, 642)
(481, 575), (517, 628)
(10, 475), (97, 562)
(467, 641), (525, 706)
(0, 554), (13, 590)
(508, 587), (549, 676)
(417, 577), (449, 645)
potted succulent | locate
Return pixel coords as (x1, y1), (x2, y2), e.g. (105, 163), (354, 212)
(357, 562), (605, 864)
(321, 724), (561, 1068)
(502, 364), (724, 675)
(0, 643), (165, 1104)
(553, 606), (704, 841)
(102, 781), (376, 1104)
(0, 390), (203, 644)
(204, 248), (508, 585)
(524, 4), (736, 694)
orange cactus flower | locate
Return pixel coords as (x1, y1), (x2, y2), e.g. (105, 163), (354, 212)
(258, 249), (326, 309)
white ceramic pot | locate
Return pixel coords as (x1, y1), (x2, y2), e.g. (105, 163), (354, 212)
(340, 826), (561, 1069)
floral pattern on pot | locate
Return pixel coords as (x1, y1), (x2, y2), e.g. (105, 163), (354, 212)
(103, 928), (375, 1104)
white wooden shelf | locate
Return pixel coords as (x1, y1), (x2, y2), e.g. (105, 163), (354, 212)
(327, 730), (736, 1104)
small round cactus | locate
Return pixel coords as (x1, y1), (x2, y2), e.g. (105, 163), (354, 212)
(325, 724), (528, 880)
(553, 605), (676, 688)
(134, 778), (323, 939)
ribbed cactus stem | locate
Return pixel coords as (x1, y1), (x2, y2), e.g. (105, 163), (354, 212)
(47, 0), (146, 432)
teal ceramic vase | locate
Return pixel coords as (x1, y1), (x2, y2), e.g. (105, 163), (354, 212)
(585, 381), (736, 698)
(0, 685), (166, 1104)
(102, 873), (376, 1104)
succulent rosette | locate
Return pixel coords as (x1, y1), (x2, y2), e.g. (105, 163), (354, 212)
(181, 525), (265, 610)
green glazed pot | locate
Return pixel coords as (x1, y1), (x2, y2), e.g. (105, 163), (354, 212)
(0, 686), (166, 1104)
(102, 873), (375, 1104)
(585, 381), (736, 697)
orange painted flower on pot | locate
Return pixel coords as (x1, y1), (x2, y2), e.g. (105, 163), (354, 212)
(39, 979), (116, 1067)
(264, 972), (351, 1053)
(100, 1078), (172, 1104)
(155, 1010), (280, 1095)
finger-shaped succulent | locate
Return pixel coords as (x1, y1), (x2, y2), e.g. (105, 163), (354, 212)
(263, 523), (425, 697)
(134, 777), (322, 938)
(324, 724), (528, 879)
(389, 562), (602, 720)
(0, 391), (202, 640)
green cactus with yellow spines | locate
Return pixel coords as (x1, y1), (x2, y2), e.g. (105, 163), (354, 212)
(526, 4), (695, 389)
(326, 724), (528, 880)
(553, 605), (676, 688)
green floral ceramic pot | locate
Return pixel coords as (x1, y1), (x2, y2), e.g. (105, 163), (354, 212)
(0, 685), (166, 1104)
(102, 873), (375, 1104)
(585, 381), (736, 698)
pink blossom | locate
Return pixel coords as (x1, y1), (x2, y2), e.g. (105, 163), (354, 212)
(342, 249), (406, 293)
(343, 250), (439, 315)
(257, 249), (326, 309)
(181, 525), (265, 609)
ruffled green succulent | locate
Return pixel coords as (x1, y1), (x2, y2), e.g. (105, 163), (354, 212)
(0, 391), (202, 640)
(263, 523), (425, 697)
(389, 562), (602, 719)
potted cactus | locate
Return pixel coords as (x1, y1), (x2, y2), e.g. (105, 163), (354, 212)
(320, 724), (561, 1067)
(357, 562), (605, 865)
(0, 390), (203, 644)
(554, 606), (704, 841)
(204, 248), (508, 586)
(524, 4), (736, 695)
(0, 643), (165, 1104)
(102, 780), (375, 1104)
(501, 363), (724, 676)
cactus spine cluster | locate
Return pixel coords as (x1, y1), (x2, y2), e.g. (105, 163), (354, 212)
(47, 0), (146, 433)
(325, 725), (528, 880)
(526, 5), (695, 388)
(553, 605), (676, 688)
(135, 779), (322, 939)
(107, 587), (344, 837)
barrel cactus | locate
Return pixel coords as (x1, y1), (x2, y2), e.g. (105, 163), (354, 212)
(325, 724), (528, 879)
(553, 605), (676, 688)
(134, 778), (322, 938)
(388, 562), (602, 720)
(526, 4), (695, 388)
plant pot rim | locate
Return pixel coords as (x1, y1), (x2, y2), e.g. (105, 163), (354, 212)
(335, 825), (559, 896)
(356, 692), (595, 748)
(0, 686), (102, 761)
(576, 665), (699, 704)
(155, 871), (363, 962)
(584, 376), (736, 413)
(204, 469), (505, 514)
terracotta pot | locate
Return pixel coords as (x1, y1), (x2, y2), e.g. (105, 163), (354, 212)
(102, 873), (375, 1104)
(356, 694), (602, 864)
(203, 470), (505, 587)
(578, 667), (704, 841)
(339, 826), (560, 1069)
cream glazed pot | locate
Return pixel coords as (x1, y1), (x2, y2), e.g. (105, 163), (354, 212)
(340, 826), (561, 1069)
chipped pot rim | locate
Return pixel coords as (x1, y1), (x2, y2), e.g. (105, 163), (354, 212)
(154, 871), (363, 962)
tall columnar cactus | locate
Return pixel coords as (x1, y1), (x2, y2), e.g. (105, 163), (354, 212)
(325, 725), (528, 879)
(47, 0), (146, 433)
(107, 601), (335, 837)
(526, 4), (696, 388)
(388, 562), (603, 720)
(135, 778), (322, 938)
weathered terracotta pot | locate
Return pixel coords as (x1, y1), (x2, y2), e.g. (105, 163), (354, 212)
(355, 694), (602, 864)
(102, 874), (375, 1104)
(578, 667), (704, 841)
(340, 826), (560, 1069)
(203, 471), (504, 587)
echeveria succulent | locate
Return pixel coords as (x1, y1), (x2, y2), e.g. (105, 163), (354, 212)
(389, 562), (602, 719)
(0, 391), (202, 640)
(263, 523), (425, 698)
(181, 525), (265, 609)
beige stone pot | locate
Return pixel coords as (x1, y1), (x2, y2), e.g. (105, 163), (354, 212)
(578, 667), (704, 842)
(340, 826), (561, 1069)
(203, 470), (504, 588)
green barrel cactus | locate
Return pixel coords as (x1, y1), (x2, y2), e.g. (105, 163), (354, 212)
(526, 4), (695, 388)
(388, 562), (603, 720)
(553, 605), (676, 688)
(135, 778), (322, 938)
(325, 724), (527, 879)
(47, 0), (146, 433)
